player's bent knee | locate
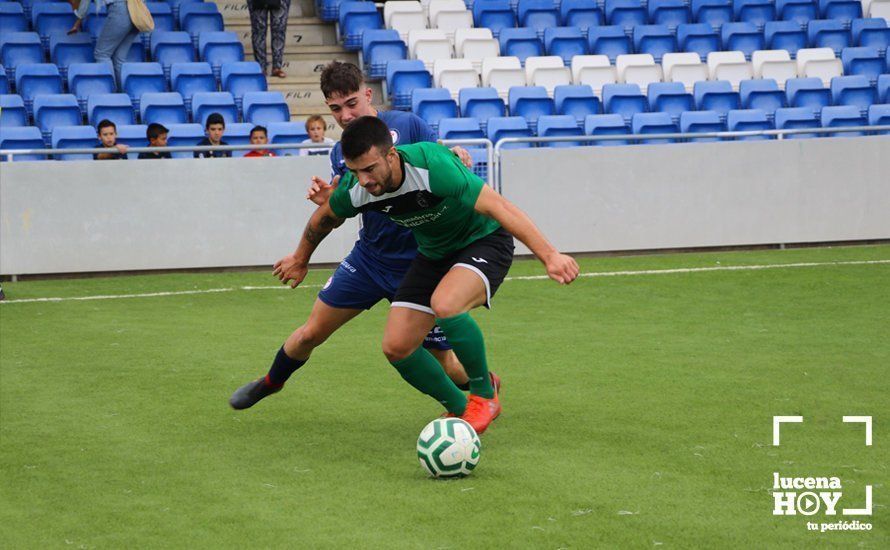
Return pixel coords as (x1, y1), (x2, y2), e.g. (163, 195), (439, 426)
(291, 323), (329, 350)
(382, 338), (415, 363)
(430, 298), (468, 320)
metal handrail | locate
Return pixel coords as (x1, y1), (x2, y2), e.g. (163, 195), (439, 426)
(0, 142), (333, 161)
(492, 125), (890, 192)
(439, 138), (494, 188)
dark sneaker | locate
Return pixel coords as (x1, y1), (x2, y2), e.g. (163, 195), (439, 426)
(229, 376), (282, 410)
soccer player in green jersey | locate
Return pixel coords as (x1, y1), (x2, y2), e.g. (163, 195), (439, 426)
(278, 116), (580, 433)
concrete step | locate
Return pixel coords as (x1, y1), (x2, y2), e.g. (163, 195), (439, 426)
(212, 0), (317, 23)
(227, 22), (339, 50)
(275, 80), (383, 113)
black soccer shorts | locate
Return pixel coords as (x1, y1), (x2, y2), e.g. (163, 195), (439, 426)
(392, 228), (515, 314)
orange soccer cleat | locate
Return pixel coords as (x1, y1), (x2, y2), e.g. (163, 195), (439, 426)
(460, 393), (501, 435)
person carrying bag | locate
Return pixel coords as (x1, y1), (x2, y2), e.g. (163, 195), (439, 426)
(68, 0), (148, 86)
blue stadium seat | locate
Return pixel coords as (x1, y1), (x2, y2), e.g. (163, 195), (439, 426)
(727, 108), (773, 139)
(126, 40), (147, 63)
(785, 77), (831, 114)
(508, 86), (555, 132)
(50, 34), (94, 78)
(265, 120), (309, 155)
(412, 87), (458, 131)
(192, 90), (238, 125)
(500, 27), (544, 65)
(459, 87), (506, 131)
(473, 0), (518, 38)
(722, 22), (765, 60)
(88, 93), (136, 127)
(775, 106), (820, 137)
(841, 46), (885, 84)
(740, 78), (786, 118)
(765, 21), (808, 57)
(166, 0), (204, 20)
(808, 19), (851, 54)
(211, 121), (246, 156)
(171, 61), (216, 110)
(318, 0), (343, 22)
(820, 104), (865, 136)
(0, 65), (9, 93)
(647, 81), (694, 123)
(830, 74), (876, 114)
(221, 61), (266, 109)
(52, 125), (98, 161)
(879, 74), (890, 103)
(693, 80), (741, 119)
(31, 3), (76, 48)
(151, 32), (195, 77)
(588, 26), (632, 62)
(387, 60), (432, 110)
(633, 25), (677, 63)
(145, 2), (175, 32)
(776, 0), (818, 29)
(855, 19), (890, 56)
(33, 94), (81, 141)
(179, 3), (224, 46)
(518, 0), (560, 39)
(165, 122), (204, 158)
(691, 0), (733, 31)
(0, 126), (47, 160)
(545, 27), (589, 66)
(605, 0), (647, 33)
(649, 0), (691, 31)
(603, 82), (647, 124)
(554, 84), (601, 126)
(632, 111), (678, 143)
(486, 115), (534, 148)
(868, 104), (890, 133)
(0, 2), (28, 34)
(116, 124), (148, 149)
(15, 63), (62, 113)
(680, 110), (725, 141)
(140, 92), (188, 125)
(362, 29), (407, 80)
(242, 91), (288, 125)
(818, 0), (862, 25)
(733, 0), (776, 30)
(537, 114), (584, 146)
(560, 0), (604, 33)
(83, 6), (107, 42)
(584, 113), (630, 145)
(121, 62), (167, 110)
(339, 1), (382, 51)
(1, 33), (44, 77)
(437, 117), (486, 140)
(677, 23), (721, 59)
(67, 62), (115, 109)
(199, 32), (245, 80)
(0, 94), (28, 126)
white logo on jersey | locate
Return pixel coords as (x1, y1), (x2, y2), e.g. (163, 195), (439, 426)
(390, 129), (400, 144)
(471, 257), (488, 264)
(381, 205), (393, 213)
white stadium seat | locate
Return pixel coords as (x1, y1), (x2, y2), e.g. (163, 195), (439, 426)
(384, 1), (424, 28)
(482, 56), (527, 99)
(524, 56), (570, 95)
(409, 29), (453, 72)
(616, 54), (663, 88)
(662, 53), (709, 92)
(796, 48), (843, 86)
(390, 11), (428, 43)
(707, 50), (753, 90)
(572, 55), (617, 95)
(434, 58), (479, 99)
(752, 50), (798, 88)
(456, 29), (500, 74)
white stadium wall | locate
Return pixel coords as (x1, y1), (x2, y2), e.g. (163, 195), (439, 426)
(1, 138), (889, 276)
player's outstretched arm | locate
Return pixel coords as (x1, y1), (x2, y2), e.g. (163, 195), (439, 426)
(306, 175), (341, 206)
(474, 186), (580, 285)
(273, 202), (345, 288)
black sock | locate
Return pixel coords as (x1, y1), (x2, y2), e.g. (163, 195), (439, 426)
(266, 346), (306, 386)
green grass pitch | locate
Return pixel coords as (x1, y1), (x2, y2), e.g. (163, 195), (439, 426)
(1, 245), (888, 548)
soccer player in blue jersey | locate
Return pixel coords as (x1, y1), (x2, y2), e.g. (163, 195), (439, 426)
(230, 62), (495, 409)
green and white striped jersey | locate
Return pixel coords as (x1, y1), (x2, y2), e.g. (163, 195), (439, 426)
(329, 142), (501, 260)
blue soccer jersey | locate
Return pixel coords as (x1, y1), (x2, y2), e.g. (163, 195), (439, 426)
(329, 110), (437, 267)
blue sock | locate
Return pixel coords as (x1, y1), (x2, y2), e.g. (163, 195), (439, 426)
(266, 347), (306, 386)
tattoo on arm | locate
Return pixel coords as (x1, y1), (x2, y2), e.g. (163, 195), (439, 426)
(304, 213), (342, 246)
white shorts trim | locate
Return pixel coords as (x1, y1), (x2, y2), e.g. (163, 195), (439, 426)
(452, 263), (492, 308)
(391, 301), (435, 315)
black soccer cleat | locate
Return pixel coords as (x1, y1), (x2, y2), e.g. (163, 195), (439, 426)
(229, 377), (282, 410)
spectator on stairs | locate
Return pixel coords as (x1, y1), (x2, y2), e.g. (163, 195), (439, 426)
(248, 0), (291, 78)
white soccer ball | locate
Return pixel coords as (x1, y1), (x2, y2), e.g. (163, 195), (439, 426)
(416, 417), (481, 478)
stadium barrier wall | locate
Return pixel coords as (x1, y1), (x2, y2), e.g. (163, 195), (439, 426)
(1, 136), (889, 275)
(0, 156), (362, 275)
(499, 136), (890, 255)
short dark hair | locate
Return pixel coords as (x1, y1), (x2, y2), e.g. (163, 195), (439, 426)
(250, 125), (268, 138)
(341, 116), (393, 161)
(205, 113), (225, 129)
(319, 61), (364, 99)
(146, 123), (169, 140)
(97, 119), (116, 133)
